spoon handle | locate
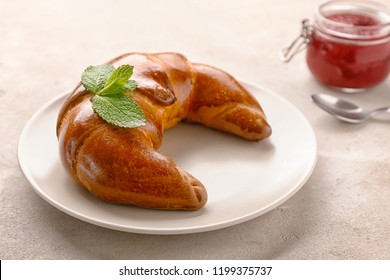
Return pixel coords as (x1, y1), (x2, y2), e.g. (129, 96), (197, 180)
(373, 107), (390, 115)
(370, 106), (390, 117)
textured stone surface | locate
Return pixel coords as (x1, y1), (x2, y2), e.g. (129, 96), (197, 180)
(1, 0), (390, 259)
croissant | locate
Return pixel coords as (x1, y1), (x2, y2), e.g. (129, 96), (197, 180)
(56, 52), (271, 210)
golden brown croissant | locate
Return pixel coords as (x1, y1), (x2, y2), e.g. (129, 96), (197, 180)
(56, 52), (271, 210)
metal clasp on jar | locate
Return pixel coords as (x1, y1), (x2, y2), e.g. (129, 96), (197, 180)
(281, 19), (313, 62)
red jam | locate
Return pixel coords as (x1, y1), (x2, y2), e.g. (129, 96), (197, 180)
(327, 13), (379, 28)
(306, 12), (390, 91)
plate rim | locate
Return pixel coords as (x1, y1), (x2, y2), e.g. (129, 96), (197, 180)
(17, 81), (317, 235)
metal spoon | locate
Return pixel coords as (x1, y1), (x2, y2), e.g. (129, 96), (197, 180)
(311, 93), (390, 123)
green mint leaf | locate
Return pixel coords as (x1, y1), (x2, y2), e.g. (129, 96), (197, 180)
(98, 64), (134, 95)
(91, 94), (146, 128)
(81, 63), (144, 128)
(81, 64), (115, 93)
(125, 80), (137, 92)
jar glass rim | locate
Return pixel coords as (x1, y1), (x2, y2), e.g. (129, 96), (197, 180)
(314, 0), (390, 40)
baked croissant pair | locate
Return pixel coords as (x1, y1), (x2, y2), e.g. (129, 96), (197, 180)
(56, 52), (271, 210)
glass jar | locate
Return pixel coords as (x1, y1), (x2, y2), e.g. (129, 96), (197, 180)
(282, 0), (390, 92)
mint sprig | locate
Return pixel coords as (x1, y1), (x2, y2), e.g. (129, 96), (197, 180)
(81, 64), (146, 128)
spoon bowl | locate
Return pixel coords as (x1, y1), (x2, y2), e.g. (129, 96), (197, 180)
(311, 94), (390, 123)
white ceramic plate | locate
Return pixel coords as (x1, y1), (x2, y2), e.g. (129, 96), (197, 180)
(18, 82), (317, 235)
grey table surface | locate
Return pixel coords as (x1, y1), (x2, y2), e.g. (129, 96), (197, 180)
(1, 0), (390, 259)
